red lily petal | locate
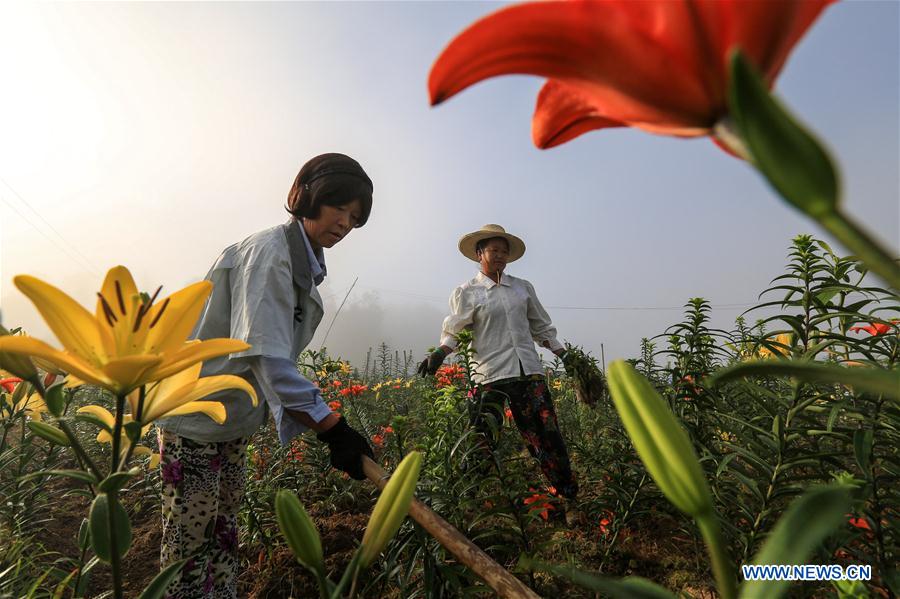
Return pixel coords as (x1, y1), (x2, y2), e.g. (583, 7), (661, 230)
(429, 1), (718, 130)
(533, 80), (624, 148)
(690, 0), (835, 86)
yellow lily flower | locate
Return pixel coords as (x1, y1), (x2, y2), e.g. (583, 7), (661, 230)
(0, 266), (250, 395)
(757, 333), (793, 359)
(77, 405), (150, 457)
(126, 357), (257, 425)
(1, 392), (47, 421)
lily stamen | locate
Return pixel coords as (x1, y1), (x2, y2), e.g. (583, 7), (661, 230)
(114, 281), (127, 315)
(132, 286), (163, 332)
(148, 298), (170, 329)
(97, 293), (119, 326)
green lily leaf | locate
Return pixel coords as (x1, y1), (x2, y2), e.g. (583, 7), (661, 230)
(137, 558), (188, 599)
(518, 556), (675, 598)
(98, 468), (141, 493)
(709, 360), (899, 401)
(17, 469), (97, 486)
(27, 421), (70, 446)
(853, 429), (873, 475)
(740, 484), (854, 599)
(43, 383), (65, 417)
(728, 49), (837, 219)
(89, 493), (132, 563)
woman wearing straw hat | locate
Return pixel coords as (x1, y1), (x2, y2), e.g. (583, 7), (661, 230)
(418, 224), (580, 521)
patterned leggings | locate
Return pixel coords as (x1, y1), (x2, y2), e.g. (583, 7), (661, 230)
(469, 375), (578, 499)
(159, 431), (249, 599)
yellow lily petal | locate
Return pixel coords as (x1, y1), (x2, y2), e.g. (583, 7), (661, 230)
(77, 404), (116, 428)
(95, 266), (139, 323)
(144, 281), (213, 356)
(96, 266), (143, 357)
(160, 400), (227, 424)
(101, 354), (164, 394)
(142, 374), (256, 423)
(150, 339), (250, 381)
(131, 445), (151, 456)
(149, 452), (161, 469)
(0, 336), (112, 389)
(14, 275), (107, 366)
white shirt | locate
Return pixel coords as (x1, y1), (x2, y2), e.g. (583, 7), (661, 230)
(159, 220), (331, 442)
(440, 271), (563, 385)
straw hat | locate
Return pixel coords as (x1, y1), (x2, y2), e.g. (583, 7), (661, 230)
(458, 224), (526, 263)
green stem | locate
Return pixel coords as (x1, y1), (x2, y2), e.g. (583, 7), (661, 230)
(818, 210), (900, 291)
(57, 420), (103, 483)
(111, 394), (126, 473)
(330, 551), (363, 599)
(108, 491), (123, 599)
(697, 513), (736, 599)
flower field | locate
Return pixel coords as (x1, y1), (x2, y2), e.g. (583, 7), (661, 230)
(0, 234), (896, 598)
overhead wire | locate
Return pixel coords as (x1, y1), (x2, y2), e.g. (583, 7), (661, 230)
(0, 175), (99, 277)
(354, 282), (757, 311)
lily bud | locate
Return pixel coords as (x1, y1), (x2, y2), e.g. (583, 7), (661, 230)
(607, 361), (713, 518)
(275, 490), (324, 576)
(0, 325), (38, 383)
(359, 451), (422, 567)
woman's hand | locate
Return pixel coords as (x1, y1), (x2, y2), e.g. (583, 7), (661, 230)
(417, 347), (448, 377)
(316, 418), (374, 480)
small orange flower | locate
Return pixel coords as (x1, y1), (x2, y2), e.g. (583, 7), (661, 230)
(371, 433), (385, 447)
(848, 517), (871, 531)
(0, 377), (23, 394)
(522, 489), (555, 521)
(332, 380), (343, 388)
(849, 322), (894, 336)
(328, 400), (342, 411)
(383, 425), (394, 434)
(504, 407), (513, 420)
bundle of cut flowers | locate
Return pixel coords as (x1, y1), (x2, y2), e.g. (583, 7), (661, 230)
(563, 343), (608, 407)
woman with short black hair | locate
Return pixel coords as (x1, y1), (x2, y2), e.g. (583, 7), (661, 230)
(157, 153), (374, 598)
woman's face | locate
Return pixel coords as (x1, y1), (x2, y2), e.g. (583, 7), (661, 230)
(303, 199), (363, 249)
(478, 238), (509, 276)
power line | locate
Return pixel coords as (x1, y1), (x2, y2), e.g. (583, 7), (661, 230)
(0, 176), (99, 277)
(355, 283), (756, 311)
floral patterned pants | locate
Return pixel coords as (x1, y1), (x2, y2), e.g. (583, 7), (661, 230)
(159, 431), (249, 599)
(469, 375), (578, 499)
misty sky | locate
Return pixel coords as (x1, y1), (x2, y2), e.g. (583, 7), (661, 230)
(1, 1), (897, 372)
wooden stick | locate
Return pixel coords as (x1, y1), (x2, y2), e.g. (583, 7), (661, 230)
(362, 456), (540, 599)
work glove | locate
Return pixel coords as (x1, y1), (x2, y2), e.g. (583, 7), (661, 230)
(417, 347), (446, 377)
(316, 418), (374, 480)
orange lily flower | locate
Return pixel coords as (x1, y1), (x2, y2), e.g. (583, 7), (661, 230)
(849, 322), (893, 336)
(429, 0), (833, 152)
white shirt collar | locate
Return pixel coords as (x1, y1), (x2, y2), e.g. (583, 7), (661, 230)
(475, 270), (510, 288)
(296, 220), (327, 285)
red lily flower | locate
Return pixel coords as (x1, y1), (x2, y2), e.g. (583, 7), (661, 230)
(0, 377), (23, 394)
(523, 490), (555, 521)
(848, 516), (871, 531)
(429, 0), (833, 152)
(328, 400), (342, 411)
(849, 322), (893, 336)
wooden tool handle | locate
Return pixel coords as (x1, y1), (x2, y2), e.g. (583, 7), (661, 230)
(362, 456), (540, 599)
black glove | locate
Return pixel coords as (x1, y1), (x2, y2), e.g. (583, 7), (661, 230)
(416, 348), (446, 377)
(560, 350), (577, 377)
(316, 418), (374, 480)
